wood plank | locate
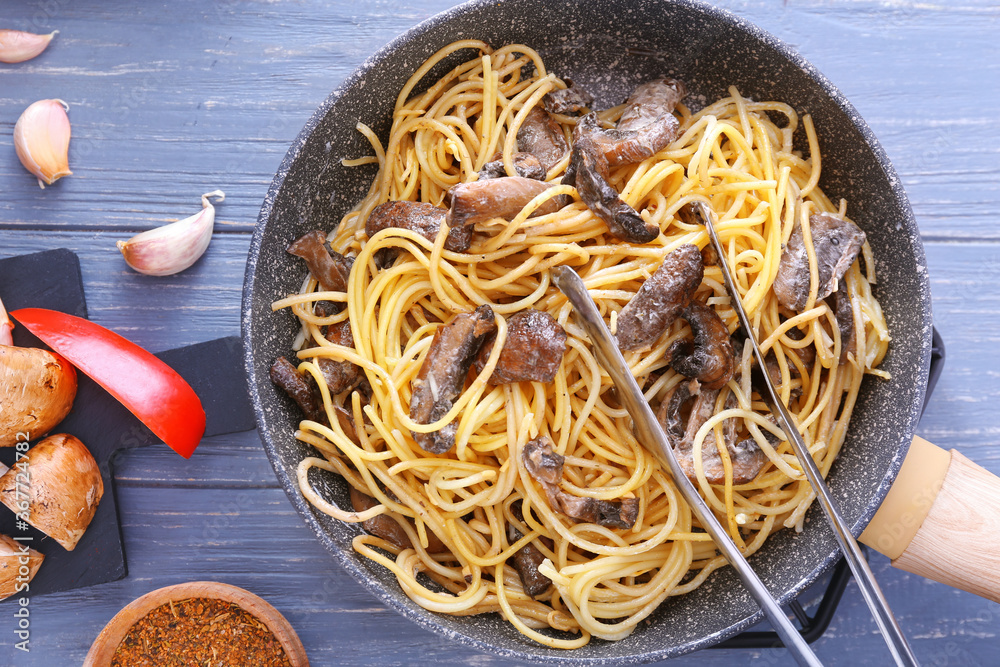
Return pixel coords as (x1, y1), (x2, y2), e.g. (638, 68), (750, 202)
(1, 1), (997, 239)
(1, 0), (999, 664)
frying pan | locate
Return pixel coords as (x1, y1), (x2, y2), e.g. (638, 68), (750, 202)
(241, 0), (998, 662)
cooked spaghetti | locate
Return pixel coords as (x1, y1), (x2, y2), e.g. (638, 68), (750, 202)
(271, 41), (890, 647)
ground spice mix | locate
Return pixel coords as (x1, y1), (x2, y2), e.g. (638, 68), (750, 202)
(111, 597), (293, 667)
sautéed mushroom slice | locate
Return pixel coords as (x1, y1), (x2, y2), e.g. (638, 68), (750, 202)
(409, 305), (497, 454)
(772, 213), (866, 311)
(614, 243), (704, 352)
(522, 436), (639, 529)
(474, 309), (567, 385)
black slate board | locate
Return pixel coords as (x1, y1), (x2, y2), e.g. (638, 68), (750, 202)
(0, 249), (256, 596)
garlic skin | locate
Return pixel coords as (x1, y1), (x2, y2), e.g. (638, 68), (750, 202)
(14, 99), (72, 188)
(117, 191), (225, 276)
(0, 29), (57, 64)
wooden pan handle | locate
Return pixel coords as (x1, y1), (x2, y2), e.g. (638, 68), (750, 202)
(860, 437), (1000, 603)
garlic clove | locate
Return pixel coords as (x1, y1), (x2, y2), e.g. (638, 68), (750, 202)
(0, 434), (104, 552)
(14, 99), (72, 188)
(0, 29), (57, 64)
(0, 534), (44, 601)
(117, 190), (225, 276)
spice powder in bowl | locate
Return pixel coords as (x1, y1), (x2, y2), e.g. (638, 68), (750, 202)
(111, 597), (292, 667)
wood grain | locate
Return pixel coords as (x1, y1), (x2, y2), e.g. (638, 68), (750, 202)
(893, 450), (1000, 604)
(1, 1), (999, 665)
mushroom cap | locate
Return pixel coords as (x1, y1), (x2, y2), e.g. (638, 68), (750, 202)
(0, 433), (103, 551)
(0, 345), (77, 447)
(0, 533), (44, 600)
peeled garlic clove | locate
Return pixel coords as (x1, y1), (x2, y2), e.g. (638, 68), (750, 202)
(14, 99), (72, 188)
(0, 534), (44, 600)
(0, 434), (103, 552)
(0, 29), (57, 64)
(117, 190), (225, 276)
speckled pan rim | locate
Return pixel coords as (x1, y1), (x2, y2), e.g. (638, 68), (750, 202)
(242, 0), (932, 663)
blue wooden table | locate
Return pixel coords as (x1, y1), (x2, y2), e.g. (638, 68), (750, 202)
(1, 1), (998, 664)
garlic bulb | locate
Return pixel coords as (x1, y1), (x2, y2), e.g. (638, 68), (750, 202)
(117, 190), (225, 276)
(13, 99), (72, 188)
(0, 29), (57, 64)
(0, 434), (103, 551)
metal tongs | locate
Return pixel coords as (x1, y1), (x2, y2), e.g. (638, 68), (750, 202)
(551, 202), (918, 666)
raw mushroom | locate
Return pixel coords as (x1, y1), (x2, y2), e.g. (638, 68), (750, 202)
(473, 309), (567, 385)
(365, 200), (473, 253)
(522, 436), (639, 529)
(0, 433), (104, 551)
(0, 534), (43, 601)
(0, 298), (78, 447)
(563, 114), (660, 244)
(772, 213), (867, 312)
(409, 305), (497, 454)
(657, 382), (766, 485)
(614, 244), (704, 352)
(669, 301), (737, 390)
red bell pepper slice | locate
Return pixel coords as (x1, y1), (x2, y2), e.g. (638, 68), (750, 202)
(11, 308), (205, 458)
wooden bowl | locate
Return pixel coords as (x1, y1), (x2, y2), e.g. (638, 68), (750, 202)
(84, 581), (309, 667)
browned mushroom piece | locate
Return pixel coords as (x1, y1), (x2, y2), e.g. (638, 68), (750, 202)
(409, 305), (497, 454)
(477, 152), (546, 181)
(332, 405), (360, 444)
(516, 106), (569, 173)
(447, 176), (562, 230)
(543, 79), (595, 116)
(270, 356), (325, 423)
(316, 320), (363, 395)
(365, 200), (473, 253)
(521, 436), (639, 529)
(507, 501), (553, 598)
(614, 244), (704, 352)
(570, 78), (686, 169)
(772, 213), (867, 312)
(669, 301), (737, 391)
(473, 309), (567, 385)
(563, 113), (661, 244)
(287, 230), (353, 293)
(349, 487), (447, 553)
(616, 78), (686, 134)
(657, 382), (766, 485)
(829, 282), (856, 365)
(762, 328), (817, 388)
